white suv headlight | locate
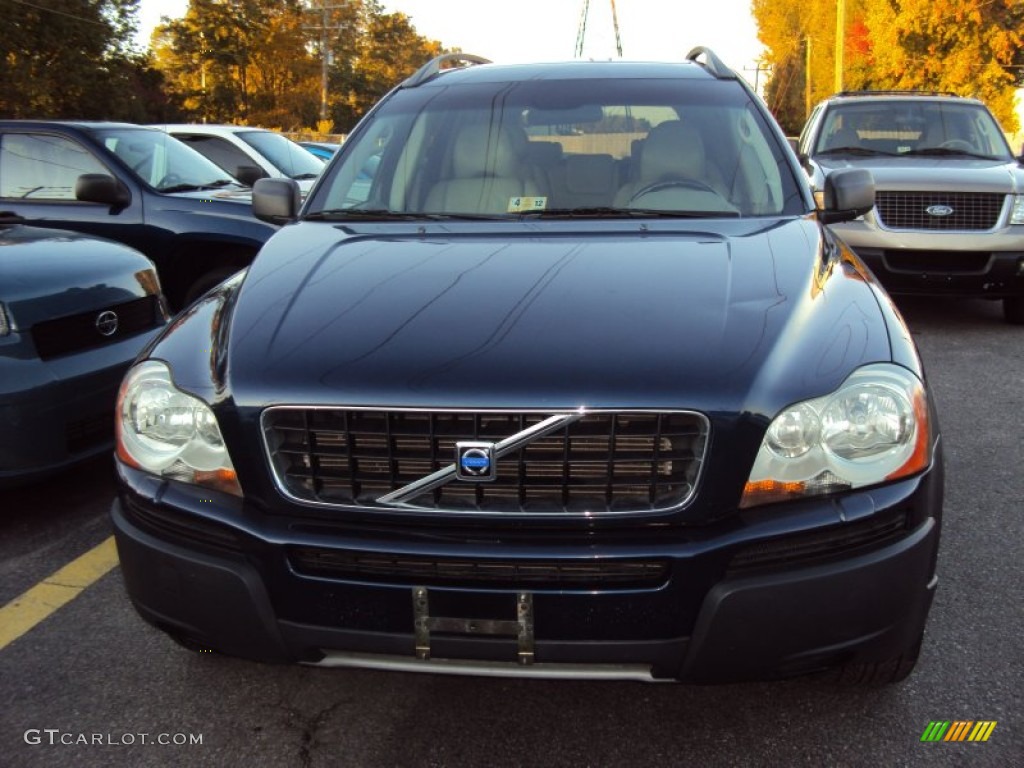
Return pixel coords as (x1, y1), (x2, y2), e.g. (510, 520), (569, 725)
(116, 360), (242, 496)
(741, 364), (932, 508)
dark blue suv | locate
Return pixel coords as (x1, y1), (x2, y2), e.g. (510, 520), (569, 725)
(0, 121), (278, 308)
(111, 51), (943, 684)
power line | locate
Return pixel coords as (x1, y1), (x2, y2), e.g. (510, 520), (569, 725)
(4, 0), (110, 28)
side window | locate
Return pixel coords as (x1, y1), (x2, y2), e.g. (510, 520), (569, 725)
(176, 135), (254, 178)
(0, 133), (106, 200)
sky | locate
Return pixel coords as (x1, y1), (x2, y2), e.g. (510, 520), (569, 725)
(136, 0), (766, 87)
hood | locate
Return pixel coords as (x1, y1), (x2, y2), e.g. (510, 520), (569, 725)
(0, 225), (158, 328)
(814, 155), (1023, 193)
(210, 219), (893, 415)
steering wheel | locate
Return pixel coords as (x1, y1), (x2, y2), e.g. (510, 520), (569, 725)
(628, 179), (718, 204)
(938, 139), (974, 152)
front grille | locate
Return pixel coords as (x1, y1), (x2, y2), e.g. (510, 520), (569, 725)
(726, 511), (909, 576)
(875, 192), (1004, 231)
(263, 408), (708, 515)
(289, 547), (670, 589)
(66, 410), (113, 454)
(31, 295), (161, 360)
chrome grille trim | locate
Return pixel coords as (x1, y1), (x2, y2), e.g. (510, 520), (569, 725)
(874, 191), (1006, 231)
(261, 407), (709, 517)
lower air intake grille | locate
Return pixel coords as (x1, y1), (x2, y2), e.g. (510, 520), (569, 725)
(263, 408), (708, 516)
(726, 512), (910, 575)
(289, 547), (670, 589)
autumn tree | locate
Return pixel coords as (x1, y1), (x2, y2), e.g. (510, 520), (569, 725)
(0, 0), (171, 120)
(754, 0), (1022, 134)
(152, 0), (445, 132)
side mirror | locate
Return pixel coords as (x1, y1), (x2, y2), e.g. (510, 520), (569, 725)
(252, 178), (300, 223)
(819, 168), (874, 224)
(75, 174), (131, 208)
(235, 165), (268, 187)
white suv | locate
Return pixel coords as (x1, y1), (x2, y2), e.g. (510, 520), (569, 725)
(155, 124), (325, 195)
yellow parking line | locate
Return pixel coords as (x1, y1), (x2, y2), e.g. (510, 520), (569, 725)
(0, 536), (119, 651)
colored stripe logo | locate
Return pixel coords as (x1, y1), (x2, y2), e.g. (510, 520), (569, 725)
(921, 721), (997, 742)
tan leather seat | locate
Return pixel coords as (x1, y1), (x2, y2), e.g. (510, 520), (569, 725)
(424, 123), (541, 214)
(613, 120), (723, 207)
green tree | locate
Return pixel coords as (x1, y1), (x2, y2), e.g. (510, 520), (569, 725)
(0, 0), (168, 119)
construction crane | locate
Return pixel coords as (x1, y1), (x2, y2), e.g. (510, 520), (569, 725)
(574, 0), (623, 59)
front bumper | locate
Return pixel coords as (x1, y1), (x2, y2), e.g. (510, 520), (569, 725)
(829, 219), (1024, 297)
(111, 453), (943, 683)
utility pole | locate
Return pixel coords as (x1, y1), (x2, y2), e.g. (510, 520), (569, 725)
(805, 36), (813, 119)
(834, 0), (845, 93)
(304, 1), (346, 126)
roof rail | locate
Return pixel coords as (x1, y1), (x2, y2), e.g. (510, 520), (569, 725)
(834, 90), (960, 98)
(685, 47), (733, 79)
(402, 53), (492, 88)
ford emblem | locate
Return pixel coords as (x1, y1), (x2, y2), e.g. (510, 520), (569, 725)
(925, 204), (954, 217)
(95, 310), (119, 337)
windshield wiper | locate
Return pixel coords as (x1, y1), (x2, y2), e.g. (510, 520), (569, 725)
(160, 180), (240, 194)
(816, 146), (897, 157)
(304, 209), (516, 221)
(901, 147), (998, 160)
(523, 206), (739, 219)
(291, 173), (320, 180)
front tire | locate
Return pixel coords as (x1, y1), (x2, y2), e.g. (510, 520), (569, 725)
(1004, 297), (1024, 325)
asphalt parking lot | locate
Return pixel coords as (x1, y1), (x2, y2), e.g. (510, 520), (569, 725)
(0, 295), (1021, 767)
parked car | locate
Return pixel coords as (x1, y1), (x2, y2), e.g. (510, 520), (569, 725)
(798, 90), (1024, 323)
(113, 51), (943, 684)
(157, 125), (325, 196)
(0, 121), (277, 309)
(298, 141), (341, 161)
(0, 212), (168, 486)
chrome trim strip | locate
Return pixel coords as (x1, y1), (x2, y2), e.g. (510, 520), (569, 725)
(375, 411), (585, 504)
(306, 651), (658, 681)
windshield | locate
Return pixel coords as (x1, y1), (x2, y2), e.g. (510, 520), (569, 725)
(94, 128), (238, 192)
(814, 100), (1013, 159)
(309, 77), (804, 219)
(238, 131), (325, 179)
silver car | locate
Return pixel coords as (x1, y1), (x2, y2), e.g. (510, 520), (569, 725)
(798, 91), (1024, 323)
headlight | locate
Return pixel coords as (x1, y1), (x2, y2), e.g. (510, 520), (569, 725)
(116, 360), (242, 496)
(740, 364), (932, 508)
(1011, 195), (1024, 225)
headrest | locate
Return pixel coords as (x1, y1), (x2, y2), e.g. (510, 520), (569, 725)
(640, 120), (705, 181)
(452, 123), (520, 178)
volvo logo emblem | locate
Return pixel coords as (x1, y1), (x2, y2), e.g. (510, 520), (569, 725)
(95, 310), (119, 337)
(925, 204), (954, 217)
(455, 441), (497, 482)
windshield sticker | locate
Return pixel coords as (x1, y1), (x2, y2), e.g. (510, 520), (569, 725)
(508, 196), (548, 213)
